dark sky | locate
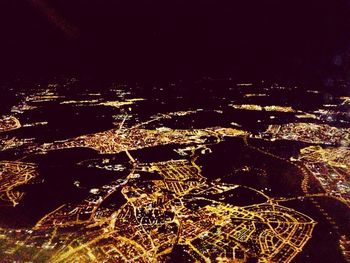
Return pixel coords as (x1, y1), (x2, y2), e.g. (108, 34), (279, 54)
(1, 0), (350, 81)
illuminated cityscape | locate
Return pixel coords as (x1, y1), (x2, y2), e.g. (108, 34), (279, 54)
(0, 79), (349, 262)
(0, 0), (349, 261)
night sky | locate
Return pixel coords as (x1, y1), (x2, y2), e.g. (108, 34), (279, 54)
(1, 0), (350, 81)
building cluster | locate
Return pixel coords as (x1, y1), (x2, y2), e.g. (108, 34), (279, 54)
(0, 116), (21, 133)
(230, 104), (295, 112)
(0, 161), (37, 206)
(297, 146), (350, 206)
(0, 158), (315, 262)
(44, 126), (247, 155)
(265, 123), (350, 145)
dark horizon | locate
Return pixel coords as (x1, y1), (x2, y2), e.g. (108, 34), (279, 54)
(1, 0), (350, 83)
